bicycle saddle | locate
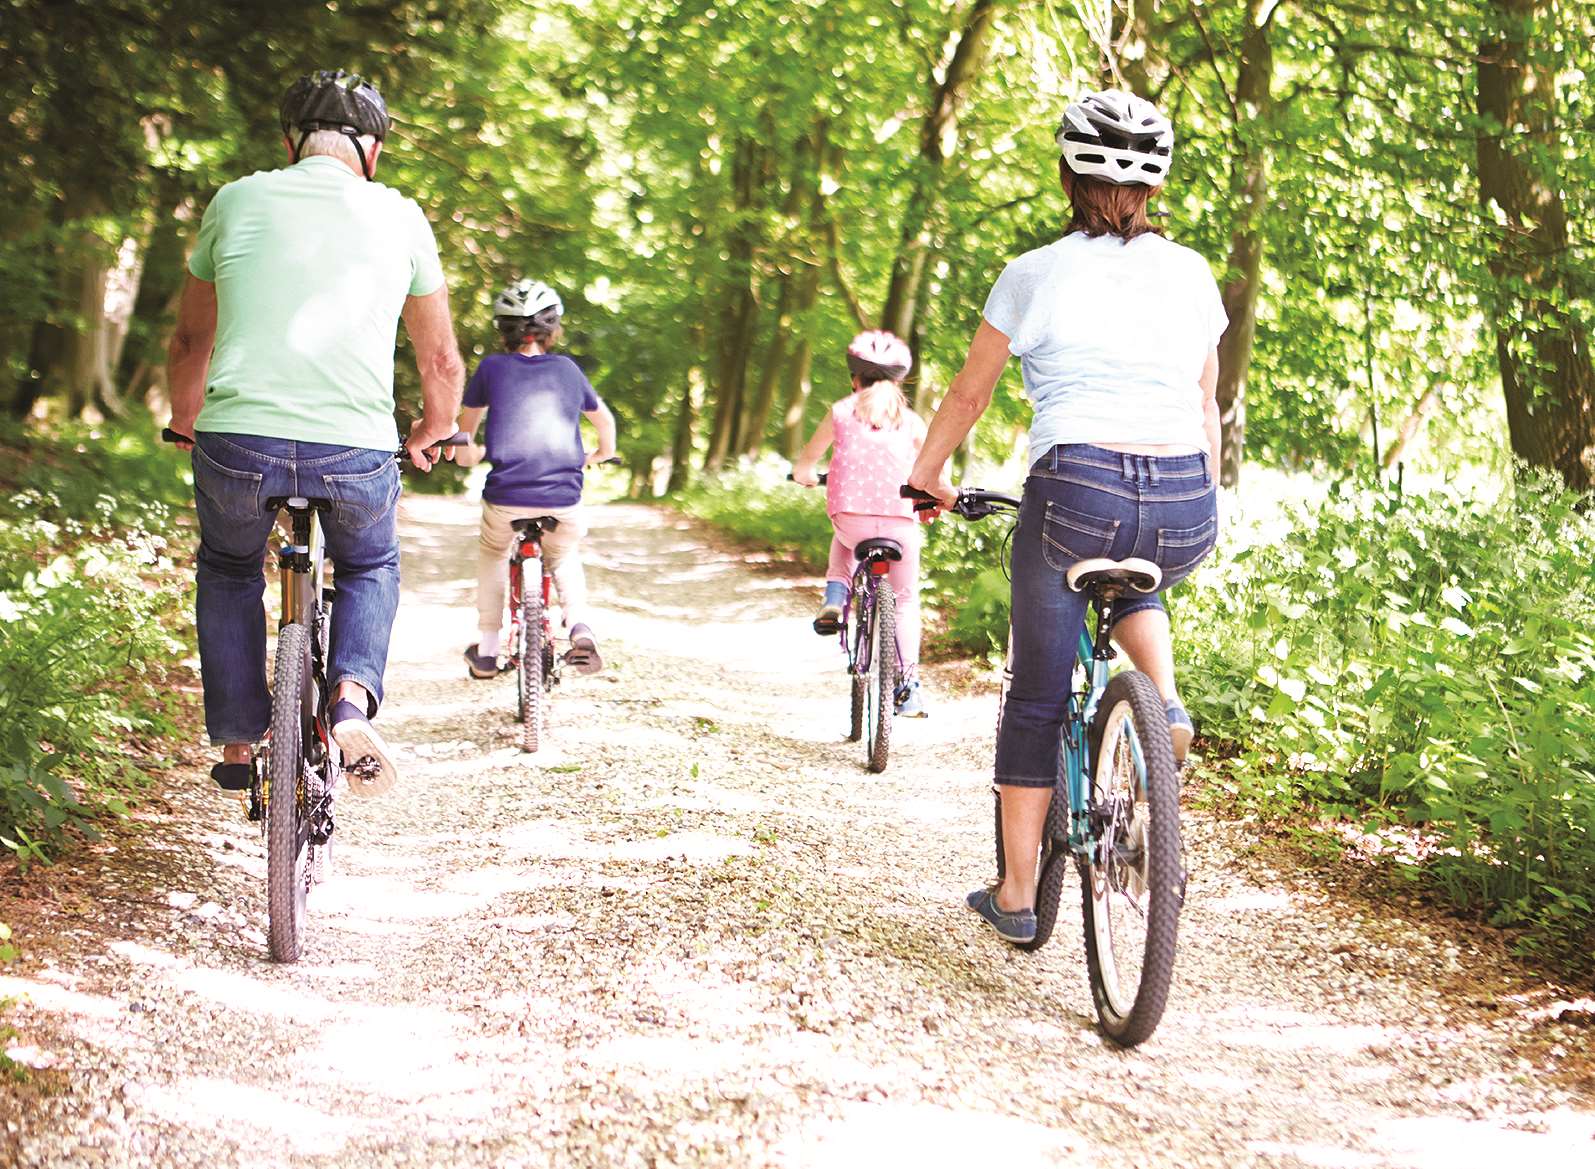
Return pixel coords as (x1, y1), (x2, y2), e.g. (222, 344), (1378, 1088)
(1066, 557), (1162, 595)
(854, 537), (903, 562)
(510, 515), (560, 535)
(265, 495), (332, 514)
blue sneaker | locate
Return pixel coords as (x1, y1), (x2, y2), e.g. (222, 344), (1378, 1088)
(965, 886), (1037, 944)
(894, 679), (927, 718)
(1166, 700), (1193, 763)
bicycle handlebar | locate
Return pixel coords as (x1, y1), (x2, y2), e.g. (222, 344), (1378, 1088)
(787, 471), (828, 485)
(899, 483), (1020, 520)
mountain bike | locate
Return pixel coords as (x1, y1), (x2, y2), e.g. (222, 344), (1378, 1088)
(789, 471), (899, 773)
(165, 428), (462, 963)
(506, 457), (622, 754)
(903, 483), (1185, 1047)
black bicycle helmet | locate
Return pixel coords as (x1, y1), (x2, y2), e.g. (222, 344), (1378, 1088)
(279, 70), (390, 179)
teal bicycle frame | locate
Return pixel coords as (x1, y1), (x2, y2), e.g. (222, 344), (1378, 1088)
(1060, 610), (1148, 856)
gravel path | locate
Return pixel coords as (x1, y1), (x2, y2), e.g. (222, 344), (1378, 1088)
(2, 496), (1592, 1168)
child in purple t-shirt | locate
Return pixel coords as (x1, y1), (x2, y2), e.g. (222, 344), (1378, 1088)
(456, 279), (617, 679)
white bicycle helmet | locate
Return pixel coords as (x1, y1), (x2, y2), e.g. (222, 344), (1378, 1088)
(493, 278), (563, 320)
(1056, 89), (1173, 187)
(846, 330), (911, 382)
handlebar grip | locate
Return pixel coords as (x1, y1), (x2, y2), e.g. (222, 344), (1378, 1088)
(599, 456), (624, 466)
(899, 484), (938, 501)
(786, 471), (828, 484)
(161, 427), (195, 445)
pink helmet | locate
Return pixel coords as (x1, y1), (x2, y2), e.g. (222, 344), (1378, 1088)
(846, 330), (911, 382)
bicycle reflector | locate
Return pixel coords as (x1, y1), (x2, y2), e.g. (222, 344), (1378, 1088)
(869, 561), (891, 575)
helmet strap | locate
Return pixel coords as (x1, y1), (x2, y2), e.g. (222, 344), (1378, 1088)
(341, 127), (374, 181)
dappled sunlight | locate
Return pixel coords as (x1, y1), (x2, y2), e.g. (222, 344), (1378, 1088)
(785, 1102), (1086, 1169)
(140, 1076), (368, 1153)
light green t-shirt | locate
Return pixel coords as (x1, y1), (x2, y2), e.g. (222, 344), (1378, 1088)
(188, 156), (445, 451)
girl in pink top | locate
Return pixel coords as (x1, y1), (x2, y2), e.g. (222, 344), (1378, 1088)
(792, 331), (930, 716)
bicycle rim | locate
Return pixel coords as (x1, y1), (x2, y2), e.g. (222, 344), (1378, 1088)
(266, 623), (312, 963)
(1081, 670), (1182, 1046)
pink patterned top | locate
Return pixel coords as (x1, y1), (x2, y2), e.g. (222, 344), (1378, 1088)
(825, 395), (924, 519)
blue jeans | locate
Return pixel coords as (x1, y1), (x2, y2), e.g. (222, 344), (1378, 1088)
(995, 444), (1218, 788)
(191, 433), (401, 744)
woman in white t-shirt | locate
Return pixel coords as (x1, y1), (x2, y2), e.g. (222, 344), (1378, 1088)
(907, 90), (1225, 946)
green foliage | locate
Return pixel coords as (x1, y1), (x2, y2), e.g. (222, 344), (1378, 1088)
(1175, 475), (1595, 969)
(674, 459), (834, 568)
(0, 428), (189, 866)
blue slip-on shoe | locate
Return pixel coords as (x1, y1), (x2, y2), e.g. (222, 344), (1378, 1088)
(965, 886), (1037, 945)
(1165, 700), (1194, 764)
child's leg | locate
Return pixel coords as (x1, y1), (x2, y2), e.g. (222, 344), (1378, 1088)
(881, 519), (922, 670)
(538, 505), (588, 630)
(476, 503), (516, 654)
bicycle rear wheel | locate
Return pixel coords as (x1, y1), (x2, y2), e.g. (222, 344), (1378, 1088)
(865, 583), (895, 773)
(267, 622), (313, 964)
(1080, 669), (1182, 1047)
(519, 587), (545, 752)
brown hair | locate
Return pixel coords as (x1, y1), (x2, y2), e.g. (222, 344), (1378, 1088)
(1063, 166), (1162, 242)
(499, 321), (565, 352)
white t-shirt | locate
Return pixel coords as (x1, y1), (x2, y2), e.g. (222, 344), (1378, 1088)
(982, 231), (1227, 463)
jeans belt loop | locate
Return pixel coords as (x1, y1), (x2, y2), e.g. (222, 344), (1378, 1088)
(1120, 452), (1132, 482)
(1149, 460), (1161, 487)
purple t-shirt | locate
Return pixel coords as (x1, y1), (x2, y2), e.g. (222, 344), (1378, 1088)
(463, 352), (601, 508)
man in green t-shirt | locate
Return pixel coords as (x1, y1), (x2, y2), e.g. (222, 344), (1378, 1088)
(165, 70), (464, 797)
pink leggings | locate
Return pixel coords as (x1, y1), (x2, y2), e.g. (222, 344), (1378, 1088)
(827, 513), (921, 670)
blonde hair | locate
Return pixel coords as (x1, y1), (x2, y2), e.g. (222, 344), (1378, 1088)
(851, 378), (911, 430)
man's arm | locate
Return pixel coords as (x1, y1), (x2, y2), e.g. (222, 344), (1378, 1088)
(165, 276), (218, 449)
(401, 286), (466, 470)
(1199, 347), (1221, 471)
(582, 402), (618, 466)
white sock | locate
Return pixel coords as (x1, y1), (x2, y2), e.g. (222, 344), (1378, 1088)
(478, 629), (501, 657)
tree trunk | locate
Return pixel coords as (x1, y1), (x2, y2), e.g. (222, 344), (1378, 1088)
(668, 357), (703, 494)
(704, 138), (763, 471)
(1475, 0), (1595, 490)
(1212, 0), (1274, 487)
(1383, 385), (1441, 470)
(739, 274), (794, 456)
(879, 0), (998, 341)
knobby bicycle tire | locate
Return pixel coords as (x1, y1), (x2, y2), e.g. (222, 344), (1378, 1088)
(267, 622), (312, 964)
(866, 583), (896, 773)
(1080, 669), (1182, 1047)
(520, 586), (544, 753)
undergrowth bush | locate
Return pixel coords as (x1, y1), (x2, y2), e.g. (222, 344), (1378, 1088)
(1174, 474), (1595, 969)
(0, 425), (191, 867)
(679, 460), (1595, 971)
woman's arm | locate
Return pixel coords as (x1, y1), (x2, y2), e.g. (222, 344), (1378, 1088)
(791, 411), (835, 487)
(1199, 347), (1221, 470)
(906, 320), (1012, 506)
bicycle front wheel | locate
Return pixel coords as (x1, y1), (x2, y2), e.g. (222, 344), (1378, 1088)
(519, 587), (545, 752)
(865, 583), (896, 773)
(1080, 669), (1183, 1047)
(267, 622), (313, 963)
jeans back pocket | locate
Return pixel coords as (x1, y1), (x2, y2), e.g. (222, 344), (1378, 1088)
(322, 461), (401, 531)
(1041, 501), (1120, 572)
(192, 443), (264, 523)
(1155, 515), (1218, 578)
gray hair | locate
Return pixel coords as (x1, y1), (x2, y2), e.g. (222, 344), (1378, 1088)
(298, 129), (379, 171)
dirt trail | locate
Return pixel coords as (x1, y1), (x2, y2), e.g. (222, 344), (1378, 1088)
(2, 496), (1592, 1169)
